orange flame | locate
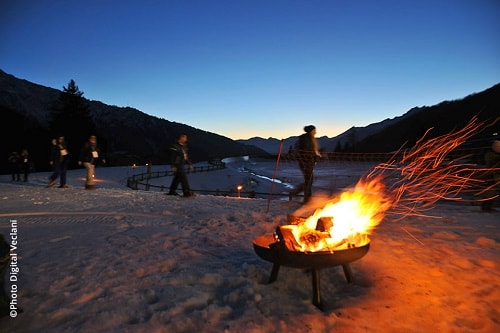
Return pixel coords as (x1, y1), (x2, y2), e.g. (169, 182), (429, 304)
(290, 176), (392, 252)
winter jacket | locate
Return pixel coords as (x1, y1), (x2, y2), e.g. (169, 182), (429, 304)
(51, 143), (69, 164)
(170, 142), (190, 168)
(79, 143), (103, 165)
(295, 133), (320, 165)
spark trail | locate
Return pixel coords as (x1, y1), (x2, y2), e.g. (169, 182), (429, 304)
(365, 115), (499, 219)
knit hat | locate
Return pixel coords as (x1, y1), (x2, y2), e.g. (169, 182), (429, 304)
(304, 125), (316, 133)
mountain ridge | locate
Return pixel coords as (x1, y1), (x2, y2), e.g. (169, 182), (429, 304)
(238, 86), (499, 154)
(1, 68), (498, 173)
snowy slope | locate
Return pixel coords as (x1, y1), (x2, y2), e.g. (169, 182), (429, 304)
(0, 162), (498, 333)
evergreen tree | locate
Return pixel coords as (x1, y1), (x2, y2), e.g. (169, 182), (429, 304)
(50, 80), (95, 168)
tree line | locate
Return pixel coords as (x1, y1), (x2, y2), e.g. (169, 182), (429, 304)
(3, 80), (101, 173)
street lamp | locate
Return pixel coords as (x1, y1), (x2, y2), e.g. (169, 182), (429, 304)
(237, 185), (243, 198)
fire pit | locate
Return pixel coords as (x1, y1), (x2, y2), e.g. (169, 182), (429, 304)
(254, 178), (387, 310)
(253, 225), (370, 310)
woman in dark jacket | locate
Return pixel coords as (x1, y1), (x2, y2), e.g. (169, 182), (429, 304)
(48, 136), (69, 188)
(290, 125), (321, 203)
(20, 148), (30, 182)
(168, 133), (194, 197)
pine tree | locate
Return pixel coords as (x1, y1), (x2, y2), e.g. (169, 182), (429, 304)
(50, 80), (96, 168)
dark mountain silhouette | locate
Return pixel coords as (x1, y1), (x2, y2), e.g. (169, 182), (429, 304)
(239, 84), (500, 154)
(355, 85), (500, 152)
(239, 135), (333, 156)
(0, 69), (269, 174)
(1, 68), (498, 174)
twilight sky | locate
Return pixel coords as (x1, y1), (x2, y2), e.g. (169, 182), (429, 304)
(1, 0), (499, 140)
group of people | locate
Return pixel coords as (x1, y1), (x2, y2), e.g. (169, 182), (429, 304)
(6, 127), (498, 209)
(46, 132), (196, 195)
(5, 127), (321, 201)
(6, 133), (193, 194)
(48, 135), (106, 190)
(7, 149), (30, 182)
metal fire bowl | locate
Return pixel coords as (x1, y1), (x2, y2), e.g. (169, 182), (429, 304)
(253, 234), (370, 269)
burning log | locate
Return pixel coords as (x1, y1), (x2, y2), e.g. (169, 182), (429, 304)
(277, 224), (350, 253)
(316, 216), (333, 232)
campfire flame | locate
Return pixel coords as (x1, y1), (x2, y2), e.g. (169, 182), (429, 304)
(288, 115), (499, 252)
(289, 176), (391, 252)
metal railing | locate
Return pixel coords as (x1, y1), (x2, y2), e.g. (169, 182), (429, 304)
(126, 162), (226, 191)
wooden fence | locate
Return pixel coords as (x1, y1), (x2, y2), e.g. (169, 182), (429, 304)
(126, 162), (226, 191)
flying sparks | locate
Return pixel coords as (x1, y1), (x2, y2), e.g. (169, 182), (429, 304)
(289, 115), (498, 252)
(366, 115), (499, 219)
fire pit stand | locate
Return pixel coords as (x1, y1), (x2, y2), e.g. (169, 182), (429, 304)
(253, 231), (370, 310)
(268, 261), (354, 308)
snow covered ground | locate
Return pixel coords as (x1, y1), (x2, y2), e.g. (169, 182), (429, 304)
(0, 159), (498, 333)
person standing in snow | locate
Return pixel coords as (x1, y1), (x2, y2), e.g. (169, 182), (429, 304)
(481, 139), (500, 212)
(78, 135), (106, 190)
(167, 133), (194, 197)
(48, 136), (70, 188)
(289, 125), (322, 204)
(20, 148), (30, 182)
(8, 151), (21, 181)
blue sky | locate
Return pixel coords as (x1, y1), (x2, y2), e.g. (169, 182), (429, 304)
(1, 1), (499, 140)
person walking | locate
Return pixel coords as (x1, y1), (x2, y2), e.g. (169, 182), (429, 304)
(168, 133), (194, 197)
(8, 151), (21, 181)
(481, 139), (500, 212)
(289, 125), (321, 204)
(20, 148), (30, 182)
(48, 136), (70, 188)
(78, 135), (106, 190)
